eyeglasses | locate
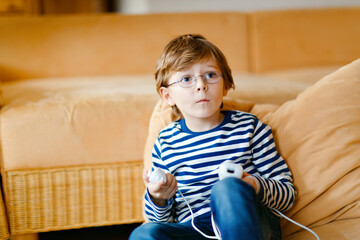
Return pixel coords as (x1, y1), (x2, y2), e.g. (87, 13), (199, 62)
(167, 71), (223, 88)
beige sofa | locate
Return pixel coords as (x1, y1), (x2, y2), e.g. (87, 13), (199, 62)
(0, 7), (359, 240)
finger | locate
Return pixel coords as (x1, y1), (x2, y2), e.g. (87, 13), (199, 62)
(169, 187), (177, 198)
(163, 176), (177, 197)
(163, 173), (175, 189)
(143, 169), (150, 184)
(163, 185), (174, 199)
(154, 180), (166, 190)
(171, 175), (177, 189)
(164, 173), (172, 185)
(170, 179), (178, 196)
(242, 172), (251, 178)
(242, 176), (256, 191)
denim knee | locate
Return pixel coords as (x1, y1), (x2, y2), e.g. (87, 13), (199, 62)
(210, 177), (259, 222)
(211, 178), (255, 202)
(129, 223), (164, 240)
(210, 178), (262, 240)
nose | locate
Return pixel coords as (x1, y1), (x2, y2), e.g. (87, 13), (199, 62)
(195, 76), (208, 92)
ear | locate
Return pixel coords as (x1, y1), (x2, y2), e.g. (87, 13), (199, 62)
(160, 87), (176, 106)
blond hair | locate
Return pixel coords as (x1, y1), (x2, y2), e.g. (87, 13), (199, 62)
(155, 34), (234, 116)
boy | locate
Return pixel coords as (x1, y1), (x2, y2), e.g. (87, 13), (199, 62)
(130, 34), (296, 240)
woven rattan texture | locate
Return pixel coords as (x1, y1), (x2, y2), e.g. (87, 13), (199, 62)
(6, 161), (144, 235)
(0, 188), (9, 240)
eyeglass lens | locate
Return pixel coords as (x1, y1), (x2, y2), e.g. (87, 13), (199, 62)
(179, 71), (221, 88)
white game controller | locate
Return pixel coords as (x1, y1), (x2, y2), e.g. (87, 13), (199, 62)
(148, 168), (167, 183)
(218, 162), (243, 180)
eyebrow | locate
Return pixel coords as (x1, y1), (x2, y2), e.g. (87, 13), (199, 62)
(203, 63), (220, 70)
(180, 65), (219, 75)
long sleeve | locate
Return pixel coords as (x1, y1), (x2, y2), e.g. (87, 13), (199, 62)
(250, 119), (296, 212)
(143, 138), (174, 222)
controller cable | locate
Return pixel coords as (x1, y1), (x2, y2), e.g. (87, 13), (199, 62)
(149, 166), (320, 240)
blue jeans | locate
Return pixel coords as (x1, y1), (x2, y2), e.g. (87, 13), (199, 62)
(129, 178), (281, 240)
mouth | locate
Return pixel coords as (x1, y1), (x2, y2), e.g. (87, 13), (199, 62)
(196, 99), (209, 103)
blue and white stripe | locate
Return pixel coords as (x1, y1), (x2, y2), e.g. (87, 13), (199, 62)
(145, 110), (296, 223)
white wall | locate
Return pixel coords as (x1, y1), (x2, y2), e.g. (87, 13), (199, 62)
(119, 0), (360, 14)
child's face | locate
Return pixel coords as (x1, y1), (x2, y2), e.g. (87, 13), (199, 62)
(160, 58), (228, 128)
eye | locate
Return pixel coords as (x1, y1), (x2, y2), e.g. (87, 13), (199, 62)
(180, 75), (193, 83)
(204, 71), (219, 79)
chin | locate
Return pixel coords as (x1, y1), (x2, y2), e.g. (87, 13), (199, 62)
(194, 110), (220, 119)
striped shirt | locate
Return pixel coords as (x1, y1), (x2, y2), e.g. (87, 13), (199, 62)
(145, 110), (296, 223)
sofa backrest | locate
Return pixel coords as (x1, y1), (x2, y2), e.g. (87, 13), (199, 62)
(0, 12), (248, 82)
(1, 8), (359, 81)
(247, 7), (360, 72)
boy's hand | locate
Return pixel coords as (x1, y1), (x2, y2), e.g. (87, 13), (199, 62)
(242, 172), (258, 192)
(144, 169), (178, 207)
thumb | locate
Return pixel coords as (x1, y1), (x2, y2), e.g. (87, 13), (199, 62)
(143, 169), (150, 184)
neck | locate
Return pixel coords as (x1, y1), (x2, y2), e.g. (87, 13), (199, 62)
(184, 111), (224, 132)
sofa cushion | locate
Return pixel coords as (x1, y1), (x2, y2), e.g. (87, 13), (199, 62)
(284, 219), (360, 240)
(228, 72), (314, 105)
(264, 65), (341, 84)
(1, 76), (158, 170)
(251, 58), (360, 236)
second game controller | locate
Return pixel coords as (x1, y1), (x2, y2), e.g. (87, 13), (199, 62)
(218, 162), (243, 180)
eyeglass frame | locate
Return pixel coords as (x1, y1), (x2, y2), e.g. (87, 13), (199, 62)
(166, 71), (223, 88)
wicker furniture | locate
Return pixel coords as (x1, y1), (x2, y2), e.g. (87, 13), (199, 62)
(0, 189), (9, 240)
(6, 163), (144, 234)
